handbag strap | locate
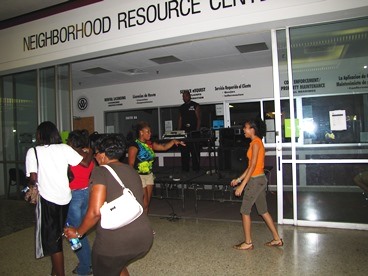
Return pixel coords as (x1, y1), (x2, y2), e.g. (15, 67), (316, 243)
(33, 147), (39, 183)
(101, 164), (126, 189)
(33, 147), (39, 169)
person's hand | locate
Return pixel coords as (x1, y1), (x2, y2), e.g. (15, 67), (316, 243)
(173, 140), (186, 146)
(234, 186), (244, 197)
(64, 226), (78, 239)
(230, 178), (241, 187)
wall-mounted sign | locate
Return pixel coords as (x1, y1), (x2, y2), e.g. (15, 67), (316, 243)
(77, 97), (88, 111)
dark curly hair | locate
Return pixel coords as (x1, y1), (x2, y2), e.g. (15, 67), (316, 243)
(135, 121), (150, 138)
(95, 134), (126, 160)
(67, 129), (89, 149)
(36, 121), (62, 145)
(244, 118), (266, 139)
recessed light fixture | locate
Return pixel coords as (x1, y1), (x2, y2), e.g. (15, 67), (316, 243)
(364, 65), (367, 69)
(121, 69), (148, 75)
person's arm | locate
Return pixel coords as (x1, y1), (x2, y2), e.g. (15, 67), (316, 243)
(76, 147), (93, 167)
(25, 147), (38, 181)
(233, 142), (260, 197)
(28, 173), (37, 186)
(195, 104), (201, 130)
(128, 146), (138, 168)
(64, 183), (106, 238)
(152, 140), (186, 151)
(230, 168), (249, 187)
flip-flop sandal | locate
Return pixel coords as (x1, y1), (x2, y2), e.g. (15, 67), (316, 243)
(265, 239), (284, 247)
(233, 242), (254, 250)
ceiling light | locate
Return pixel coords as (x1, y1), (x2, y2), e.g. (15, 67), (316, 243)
(121, 69), (148, 75)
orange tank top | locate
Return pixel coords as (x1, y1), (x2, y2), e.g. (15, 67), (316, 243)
(247, 137), (265, 176)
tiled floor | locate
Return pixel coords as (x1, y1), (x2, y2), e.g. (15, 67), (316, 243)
(1, 174), (368, 275)
(1, 214), (368, 275)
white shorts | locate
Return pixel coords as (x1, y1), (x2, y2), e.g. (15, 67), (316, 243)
(139, 173), (155, 188)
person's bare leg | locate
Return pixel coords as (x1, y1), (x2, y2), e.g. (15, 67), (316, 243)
(143, 185), (154, 214)
(234, 214), (253, 250)
(146, 184), (154, 213)
(50, 252), (65, 276)
(120, 267), (130, 276)
(143, 187), (149, 214)
(242, 214), (252, 244)
(261, 212), (283, 245)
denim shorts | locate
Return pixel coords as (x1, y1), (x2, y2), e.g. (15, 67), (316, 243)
(240, 174), (268, 215)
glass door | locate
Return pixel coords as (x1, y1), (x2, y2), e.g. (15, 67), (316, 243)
(0, 64), (72, 198)
(273, 17), (368, 229)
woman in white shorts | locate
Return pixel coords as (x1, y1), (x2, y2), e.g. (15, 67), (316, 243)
(128, 121), (185, 214)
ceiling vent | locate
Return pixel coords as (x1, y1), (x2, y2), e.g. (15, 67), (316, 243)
(235, 42), (268, 53)
(82, 67), (111, 74)
(150, 55), (182, 64)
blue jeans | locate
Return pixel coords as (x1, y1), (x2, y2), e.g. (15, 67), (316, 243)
(67, 188), (92, 275)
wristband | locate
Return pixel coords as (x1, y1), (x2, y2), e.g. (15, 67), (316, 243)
(237, 178), (242, 183)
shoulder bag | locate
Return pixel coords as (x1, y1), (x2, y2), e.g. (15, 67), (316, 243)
(24, 147), (39, 204)
(99, 164), (143, 230)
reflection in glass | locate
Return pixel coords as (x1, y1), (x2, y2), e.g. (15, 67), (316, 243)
(300, 94), (366, 144)
(105, 108), (159, 141)
(40, 67), (56, 123)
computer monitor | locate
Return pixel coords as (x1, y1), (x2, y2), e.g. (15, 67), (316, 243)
(212, 119), (224, 129)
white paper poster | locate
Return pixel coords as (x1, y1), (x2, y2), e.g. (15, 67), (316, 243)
(216, 104), (224, 116)
(329, 110), (347, 131)
(165, 120), (173, 132)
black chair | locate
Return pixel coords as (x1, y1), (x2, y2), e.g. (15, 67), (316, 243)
(7, 168), (27, 199)
(264, 166), (273, 193)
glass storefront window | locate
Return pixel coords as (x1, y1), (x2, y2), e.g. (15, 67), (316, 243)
(263, 99), (295, 144)
(1, 66), (72, 198)
(105, 108), (159, 141)
(40, 67), (56, 123)
(279, 17), (368, 225)
(160, 106), (180, 134)
(229, 102), (260, 127)
(160, 103), (224, 134)
(0, 71), (38, 197)
(300, 94), (367, 144)
(58, 65), (71, 132)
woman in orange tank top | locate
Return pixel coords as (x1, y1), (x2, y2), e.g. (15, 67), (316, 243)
(230, 118), (283, 250)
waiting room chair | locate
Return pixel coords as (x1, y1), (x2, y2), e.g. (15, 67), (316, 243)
(7, 168), (27, 199)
